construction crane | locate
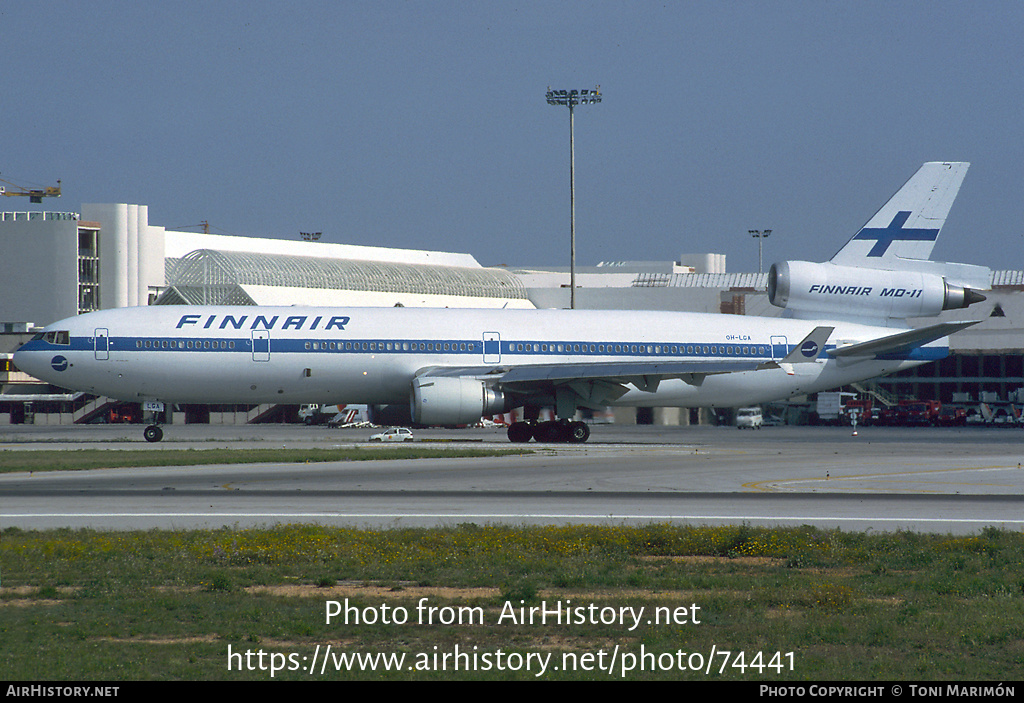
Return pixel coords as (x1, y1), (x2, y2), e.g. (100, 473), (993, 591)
(0, 177), (61, 203)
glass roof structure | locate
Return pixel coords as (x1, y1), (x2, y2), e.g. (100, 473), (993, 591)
(156, 249), (528, 306)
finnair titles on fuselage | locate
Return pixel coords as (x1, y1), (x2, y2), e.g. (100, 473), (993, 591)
(14, 162), (990, 443)
(176, 312), (352, 332)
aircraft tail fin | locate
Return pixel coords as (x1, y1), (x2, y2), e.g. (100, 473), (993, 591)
(830, 162), (969, 266)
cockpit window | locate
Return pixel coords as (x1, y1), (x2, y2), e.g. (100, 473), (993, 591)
(42, 331), (71, 345)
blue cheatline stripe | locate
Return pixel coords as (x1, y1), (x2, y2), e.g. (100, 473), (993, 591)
(110, 336), (779, 359)
(22, 335), (946, 362)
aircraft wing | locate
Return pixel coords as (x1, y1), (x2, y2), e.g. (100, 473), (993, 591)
(418, 358), (764, 409)
(828, 320), (980, 359)
(419, 326), (834, 397)
(423, 358), (762, 384)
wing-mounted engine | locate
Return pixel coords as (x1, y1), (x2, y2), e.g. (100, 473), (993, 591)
(410, 377), (507, 426)
(768, 261), (987, 322)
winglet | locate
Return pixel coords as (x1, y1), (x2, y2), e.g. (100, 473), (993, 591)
(781, 326), (834, 363)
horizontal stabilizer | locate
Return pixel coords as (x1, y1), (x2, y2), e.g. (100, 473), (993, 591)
(828, 320), (979, 359)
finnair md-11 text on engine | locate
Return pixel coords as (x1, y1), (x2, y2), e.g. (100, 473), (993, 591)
(15, 162), (989, 443)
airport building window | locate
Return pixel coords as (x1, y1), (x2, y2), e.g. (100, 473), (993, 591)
(77, 226), (100, 315)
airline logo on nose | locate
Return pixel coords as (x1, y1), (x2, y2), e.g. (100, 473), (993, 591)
(51, 355), (68, 372)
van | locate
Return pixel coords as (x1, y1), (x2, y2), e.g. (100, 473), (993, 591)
(736, 406), (763, 429)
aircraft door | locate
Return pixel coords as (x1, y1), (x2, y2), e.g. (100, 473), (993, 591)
(771, 335), (788, 360)
(94, 328), (109, 361)
(483, 332), (501, 364)
(252, 331), (270, 362)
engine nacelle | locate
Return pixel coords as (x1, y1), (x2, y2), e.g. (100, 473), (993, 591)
(410, 377), (507, 426)
(768, 261), (986, 320)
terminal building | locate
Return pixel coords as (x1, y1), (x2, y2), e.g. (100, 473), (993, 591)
(2, 203), (1023, 426)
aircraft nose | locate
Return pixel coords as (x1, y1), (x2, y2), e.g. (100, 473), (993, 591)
(13, 342), (53, 381)
(13, 346), (36, 375)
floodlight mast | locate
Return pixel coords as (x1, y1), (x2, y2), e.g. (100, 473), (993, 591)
(546, 86), (601, 309)
(749, 229), (772, 274)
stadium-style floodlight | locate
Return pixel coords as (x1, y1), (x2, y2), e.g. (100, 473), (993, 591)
(749, 229), (772, 274)
(547, 86), (602, 309)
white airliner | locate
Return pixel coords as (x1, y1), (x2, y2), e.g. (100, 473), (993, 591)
(14, 162), (990, 443)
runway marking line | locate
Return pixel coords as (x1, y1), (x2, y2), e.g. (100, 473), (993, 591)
(743, 465), (1022, 493)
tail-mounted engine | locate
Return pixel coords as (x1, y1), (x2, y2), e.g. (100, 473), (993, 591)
(768, 261), (986, 320)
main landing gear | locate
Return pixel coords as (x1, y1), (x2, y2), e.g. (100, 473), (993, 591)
(143, 425), (164, 442)
(507, 420), (590, 444)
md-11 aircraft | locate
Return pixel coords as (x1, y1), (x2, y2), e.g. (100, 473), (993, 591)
(14, 162), (989, 443)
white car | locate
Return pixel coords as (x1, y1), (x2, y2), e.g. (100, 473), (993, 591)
(369, 427), (414, 442)
(736, 407), (763, 429)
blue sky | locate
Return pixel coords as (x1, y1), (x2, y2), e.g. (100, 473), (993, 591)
(2, 1), (1022, 272)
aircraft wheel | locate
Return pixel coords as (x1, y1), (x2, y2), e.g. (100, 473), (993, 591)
(507, 422), (534, 443)
(568, 421), (590, 443)
(143, 425), (164, 443)
(532, 421), (562, 443)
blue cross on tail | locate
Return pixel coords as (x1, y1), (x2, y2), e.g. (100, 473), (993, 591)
(853, 211), (940, 257)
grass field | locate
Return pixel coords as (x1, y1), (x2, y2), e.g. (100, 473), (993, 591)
(1, 523), (1022, 680)
(0, 445), (528, 473)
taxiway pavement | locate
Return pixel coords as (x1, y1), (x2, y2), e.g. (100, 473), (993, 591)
(1, 424), (1022, 533)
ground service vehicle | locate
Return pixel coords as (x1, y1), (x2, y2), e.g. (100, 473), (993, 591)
(736, 407), (763, 429)
(369, 427), (414, 442)
(895, 399), (942, 426)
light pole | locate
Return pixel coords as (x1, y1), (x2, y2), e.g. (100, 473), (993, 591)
(547, 86), (601, 309)
(749, 229), (772, 274)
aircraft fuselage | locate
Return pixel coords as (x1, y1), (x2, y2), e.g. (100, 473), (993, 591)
(15, 305), (932, 409)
